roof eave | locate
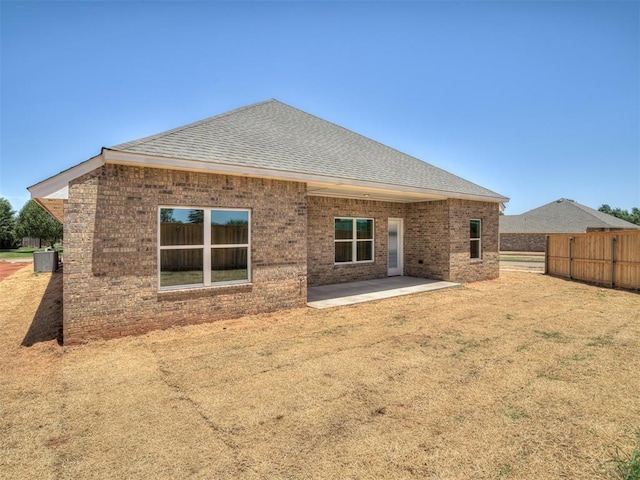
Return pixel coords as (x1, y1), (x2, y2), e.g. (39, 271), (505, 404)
(103, 149), (509, 204)
(28, 154), (105, 223)
(28, 154), (104, 199)
(27, 147), (508, 225)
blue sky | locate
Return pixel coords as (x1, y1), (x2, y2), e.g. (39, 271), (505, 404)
(1, 0), (638, 215)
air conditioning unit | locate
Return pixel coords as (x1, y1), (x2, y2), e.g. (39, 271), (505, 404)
(34, 250), (59, 272)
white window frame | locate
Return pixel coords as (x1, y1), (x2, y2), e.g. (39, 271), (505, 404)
(334, 217), (375, 264)
(470, 218), (481, 260)
(158, 206), (251, 290)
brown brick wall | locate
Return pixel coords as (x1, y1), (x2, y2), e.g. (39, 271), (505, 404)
(403, 199), (499, 282)
(307, 196), (405, 286)
(307, 197), (500, 285)
(500, 233), (546, 252)
(404, 200), (451, 280)
(448, 199), (500, 282)
(64, 165), (307, 344)
(64, 166), (501, 342)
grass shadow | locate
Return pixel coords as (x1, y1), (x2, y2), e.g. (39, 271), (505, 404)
(22, 269), (63, 346)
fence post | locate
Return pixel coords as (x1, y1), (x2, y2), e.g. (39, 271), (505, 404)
(568, 237), (573, 280)
(545, 235), (549, 274)
(610, 236), (617, 288)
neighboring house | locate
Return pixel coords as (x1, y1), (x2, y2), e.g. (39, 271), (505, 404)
(29, 99), (508, 343)
(500, 198), (640, 252)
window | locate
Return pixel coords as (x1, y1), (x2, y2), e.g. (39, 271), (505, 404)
(159, 207), (250, 289)
(335, 218), (374, 263)
(470, 219), (481, 259)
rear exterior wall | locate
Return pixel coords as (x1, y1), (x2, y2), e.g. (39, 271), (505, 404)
(307, 197), (500, 286)
(63, 165), (307, 344)
(64, 170), (500, 343)
(306, 196), (405, 286)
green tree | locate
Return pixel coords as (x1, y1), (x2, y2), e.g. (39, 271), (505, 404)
(598, 204), (640, 226)
(224, 218), (248, 226)
(14, 200), (63, 248)
(599, 204), (613, 216)
(160, 208), (175, 223)
(187, 209), (204, 224)
(0, 197), (17, 249)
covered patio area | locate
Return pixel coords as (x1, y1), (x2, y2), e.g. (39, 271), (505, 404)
(307, 276), (459, 309)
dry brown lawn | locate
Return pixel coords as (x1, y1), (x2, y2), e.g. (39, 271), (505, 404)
(1, 268), (639, 479)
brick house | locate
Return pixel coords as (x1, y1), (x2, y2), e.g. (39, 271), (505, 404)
(29, 100), (508, 343)
(500, 198), (640, 252)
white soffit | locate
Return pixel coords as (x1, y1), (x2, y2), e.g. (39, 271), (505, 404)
(307, 182), (445, 203)
(36, 198), (65, 223)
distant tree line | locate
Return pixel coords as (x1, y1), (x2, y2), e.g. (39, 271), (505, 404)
(0, 198), (63, 249)
(598, 204), (640, 226)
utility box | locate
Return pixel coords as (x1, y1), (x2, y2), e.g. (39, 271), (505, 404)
(34, 250), (59, 272)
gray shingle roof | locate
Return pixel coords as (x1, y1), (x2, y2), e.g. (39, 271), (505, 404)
(500, 198), (640, 233)
(109, 99), (506, 201)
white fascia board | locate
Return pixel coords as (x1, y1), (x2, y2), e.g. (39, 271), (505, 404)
(28, 154), (104, 200)
(103, 149), (509, 204)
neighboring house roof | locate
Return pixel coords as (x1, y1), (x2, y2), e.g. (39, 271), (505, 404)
(500, 198), (640, 234)
(29, 99), (508, 222)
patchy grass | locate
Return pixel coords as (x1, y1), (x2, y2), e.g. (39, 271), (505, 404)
(504, 403), (530, 421)
(608, 429), (640, 480)
(588, 334), (616, 348)
(533, 329), (564, 340)
(1, 269), (640, 479)
(497, 463), (514, 478)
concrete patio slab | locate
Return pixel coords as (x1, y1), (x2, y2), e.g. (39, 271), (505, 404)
(307, 276), (460, 309)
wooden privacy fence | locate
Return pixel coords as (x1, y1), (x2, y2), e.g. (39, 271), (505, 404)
(161, 223), (248, 246)
(546, 230), (640, 290)
(160, 223), (249, 271)
(21, 237), (42, 248)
